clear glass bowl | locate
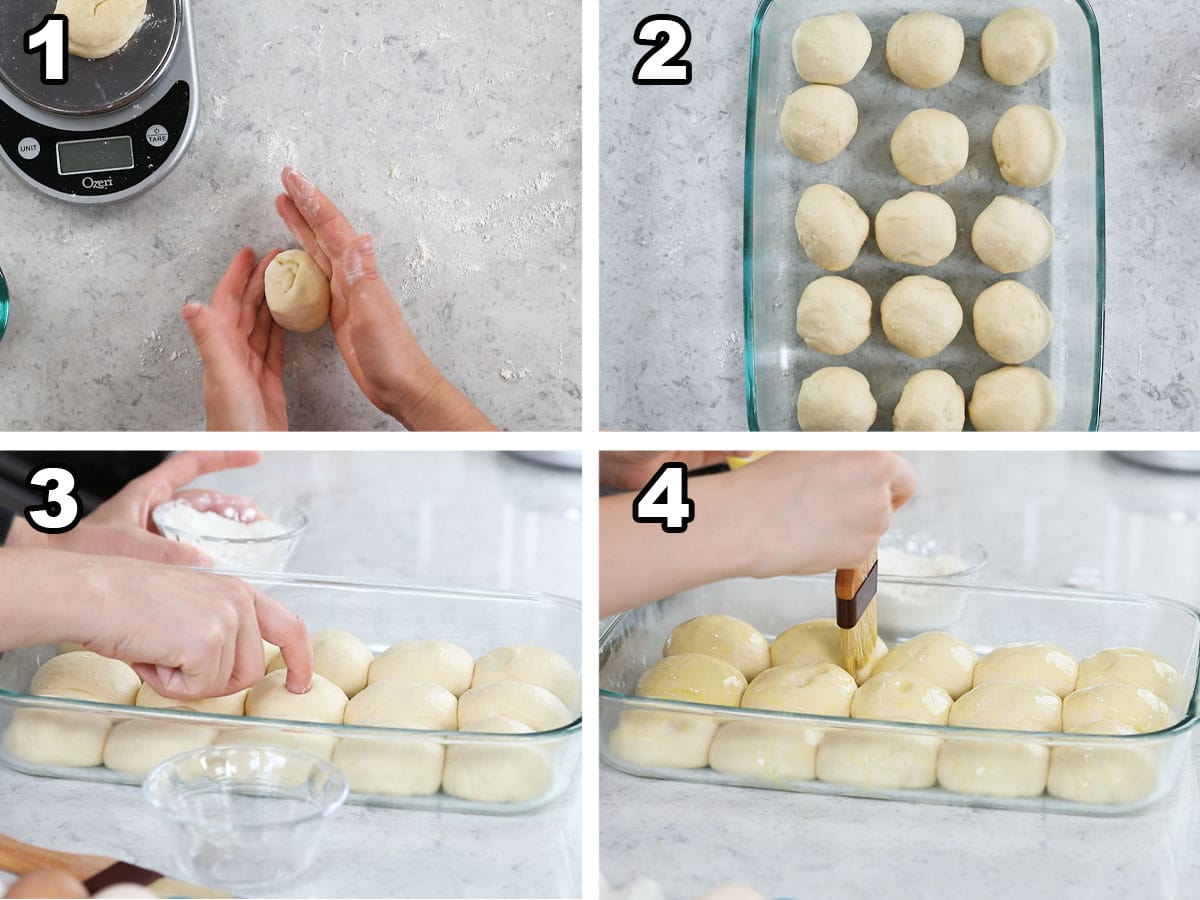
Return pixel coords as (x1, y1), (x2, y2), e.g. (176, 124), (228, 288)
(744, 0), (1104, 430)
(877, 533), (988, 632)
(143, 745), (347, 894)
(151, 492), (307, 572)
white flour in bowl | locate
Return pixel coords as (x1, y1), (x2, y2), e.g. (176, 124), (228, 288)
(877, 547), (973, 636)
(155, 501), (296, 571)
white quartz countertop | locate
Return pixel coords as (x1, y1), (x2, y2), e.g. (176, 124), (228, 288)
(601, 452), (1200, 898)
(600, 0), (1200, 431)
(0, 0), (581, 431)
(0, 451), (582, 898)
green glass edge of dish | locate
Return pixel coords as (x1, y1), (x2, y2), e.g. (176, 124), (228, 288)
(742, 0), (1106, 433)
(0, 265), (9, 343)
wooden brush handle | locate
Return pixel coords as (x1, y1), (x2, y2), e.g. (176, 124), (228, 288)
(0, 833), (114, 879)
(836, 557), (877, 601)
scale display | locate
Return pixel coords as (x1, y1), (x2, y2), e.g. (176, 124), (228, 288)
(56, 136), (135, 176)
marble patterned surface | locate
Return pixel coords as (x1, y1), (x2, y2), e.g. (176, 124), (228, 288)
(600, 0), (1200, 431)
(0, 0), (581, 431)
(0, 451), (582, 898)
(602, 452), (1200, 897)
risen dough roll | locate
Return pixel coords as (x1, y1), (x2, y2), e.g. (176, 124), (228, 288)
(369, 640), (475, 697)
(664, 615), (771, 680)
(875, 632), (977, 699)
(607, 710), (719, 769)
(136, 682), (248, 717)
(795, 276), (872, 356)
(635, 653), (747, 707)
(443, 716), (554, 803)
(881, 275), (962, 359)
(265, 250), (331, 333)
(874, 193), (957, 267)
(272, 629), (373, 698)
(794, 184), (870, 272)
(55, 0), (146, 58)
(791, 12), (872, 85)
(891, 109), (969, 186)
(973, 281), (1053, 365)
(972, 196), (1054, 274)
(343, 678), (458, 731)
(982, 7), (1059, 86)
(238, 670), (348, 759)
(779, 86), (859, 163)
(472, 645), (581, 713)
(968, 366), (1058, 432)
(993, 104), (1065, 188)
(1076, 648), (1185, 712)
(31, 652), (140, 704)
(893, 370), (965, 432)
(770, 618), (887, 685)
(740, 663), (858, 715)
(102, 720), (218, 776)
(885, 12), (964, 89)
(973, 643), (1078, 698)
(796, 367), (877, 432)
(849, 670), (954, 725)
(1063, 684), (1176, 734)
(458, 681), (573, 732)
(1047, 719), (1159, 805)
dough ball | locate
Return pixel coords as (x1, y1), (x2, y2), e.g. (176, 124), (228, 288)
(950, 681), (1062, 731)
(973, 281), (1053, 365)
(1063, 684), (1176, 734)
(973, 643), (1078, 697)
(891, 109), (969, 186)
(741, 662), (858, 715)
(972, 196), (1054, 274)
(796, 367), (877, 432)
(608, 710), (719, 769)
(893, 370), (965, 432)
(442, 716), (554, 803)
(472, 645), (581, 713)
(968, 366), (1058, 432)
(791, 12), (872, 85)
(369, 639), (475, 697)
(664, 615), (771, 680)
(1047, 719), (1159, 805)
(708, 720), (821, 782)
(634, 653), (747, 707)
(770, 618), (887, 684)
(794, 184), (870, 272)
(881, 275), (962, 359)
(982, 7), (1059, 86)
(795, 276), (872, 356)
(885, 12), (964, 89)
(31, 651), (140, 704)
(136, 682), (248, 717)
(875, 632), (977, 699)
(851, 671), (953, 724)
(311, 629), (374, 698)
(1076, 648), (1185, 712)
(217, 726), (337, 762)
(264, 249), (331, 333)
(458, 681), (573, 732)
(993, 104), (1065, 188)
(245, 670), (348, 725)
(779, 86), (859, 163)
(54, 0), (146, 59)
(3, 709), (112, 767)
(874, 192), (957, 267)
(102, 720), (218, 776)
(333, 678), (457, 796)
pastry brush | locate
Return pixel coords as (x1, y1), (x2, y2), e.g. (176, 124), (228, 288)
(836, 555), (879, 676)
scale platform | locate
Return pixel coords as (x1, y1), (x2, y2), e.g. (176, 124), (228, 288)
(0, 0), (198, 204)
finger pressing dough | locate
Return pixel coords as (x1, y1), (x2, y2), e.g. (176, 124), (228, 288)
(770, 618), (887, 685)
(1063, 684), (1176, 734)
(796, 367), (877, 432)
(874, 192), (957, 267)
(993, 104), (1065, 188)
(1047, 719), (1159, 805)
(102, 720), (218, 776)
(458, 681), (573, 732)
(264, 249), (331, 333)
(891, 109), (969, 186)
(779, 86), (859, 163)
(973, 281), (1053, 365)
(369, 640), (475, 697)
(443, 716), (554, 803)
(471, 645), (581, 714)
(881, 275), (962, 359)
(893, 370), (965, 432)
(136, 682), (248, 717)
(972, 196), (1054, 274)
(968, 366), (1058, 432)
(55, 0), (147, 59)
(664, 615), (771, 681)
(973, 643), (1079, 698)
(795, 276), (872, 356)
(1076, 648), (1185, 713)
(794, 184), (870, 272)
(885, 12), (964, 89)
(982, 7), (1059, 86)
(238, 670), (349, 759)
(634, 653), (747, 707)
(791, 12), (872, 85)
(875, 631), (977, 699)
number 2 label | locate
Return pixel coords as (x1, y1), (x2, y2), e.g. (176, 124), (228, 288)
(632, 15), (693, 85)
(24, 465), (82, 535)
(25, 14), (69, 86)
(632, 462), (695, 533)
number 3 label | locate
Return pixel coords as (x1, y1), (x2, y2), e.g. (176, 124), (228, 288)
(24, 465), (81, 535)
(633, 462), (695, 533)
(633, 15), (693, 85)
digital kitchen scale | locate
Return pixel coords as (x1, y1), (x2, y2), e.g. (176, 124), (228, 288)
(0, 0), (198, 204)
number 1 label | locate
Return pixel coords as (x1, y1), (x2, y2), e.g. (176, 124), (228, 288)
(25, 14), (69, 86)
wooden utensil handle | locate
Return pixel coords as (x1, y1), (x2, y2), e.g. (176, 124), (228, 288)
(836, 558), (877, 600)
(0, 833), (113, 879)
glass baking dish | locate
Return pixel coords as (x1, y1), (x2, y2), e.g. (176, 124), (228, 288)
(0, 570), (581, 816)
(744, 0), (1104, 430)
(599, 576), (1197, 815)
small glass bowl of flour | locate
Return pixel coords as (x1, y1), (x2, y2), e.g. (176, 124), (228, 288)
(152, 492), (307, 571)
(877, 533), (987, 635)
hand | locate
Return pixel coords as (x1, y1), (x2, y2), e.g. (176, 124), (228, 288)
(599, 451), (752, 491)
(182, 248), (289, 432)
(5, 452), (261, 566)
(276, 166), (497, 431)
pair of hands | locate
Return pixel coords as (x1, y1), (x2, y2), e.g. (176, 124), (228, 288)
(183, 167), (495, 432)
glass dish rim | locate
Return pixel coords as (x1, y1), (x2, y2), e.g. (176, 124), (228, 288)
(742, 0), (1106, 432)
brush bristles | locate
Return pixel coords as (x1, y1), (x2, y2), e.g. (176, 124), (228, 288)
(840, 597), (878, 676)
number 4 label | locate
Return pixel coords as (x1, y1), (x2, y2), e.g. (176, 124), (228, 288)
(633, 15), (693, 85)
(25, 14), (69, 86)
(24, 465), (82, 535)
(632, 462), (695, 533)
